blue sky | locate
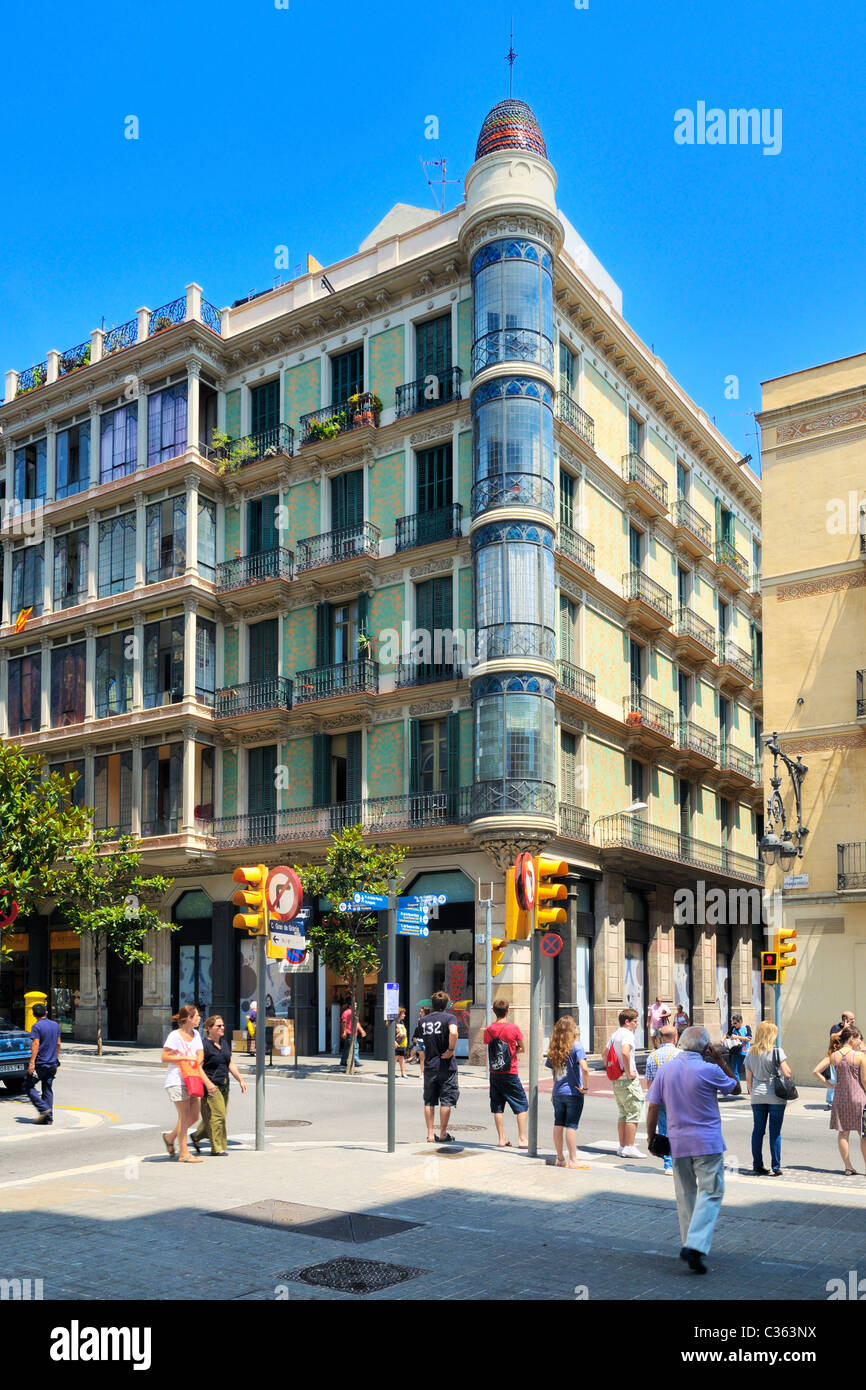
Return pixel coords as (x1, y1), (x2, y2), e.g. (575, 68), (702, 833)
(3, 0), (864, 467)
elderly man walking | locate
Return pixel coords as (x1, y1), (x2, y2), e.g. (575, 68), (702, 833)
(646, 1025), (740, 1274)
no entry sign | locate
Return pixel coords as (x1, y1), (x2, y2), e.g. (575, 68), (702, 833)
(515, 852), (536, 911)
(540, 932), (563, 958)
(266, 866), (303, 922)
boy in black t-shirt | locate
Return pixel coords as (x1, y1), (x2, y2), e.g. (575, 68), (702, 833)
(420, 990), (459, 1142)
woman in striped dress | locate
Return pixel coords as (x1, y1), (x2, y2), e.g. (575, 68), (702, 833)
(812, 1027), (866, 1175)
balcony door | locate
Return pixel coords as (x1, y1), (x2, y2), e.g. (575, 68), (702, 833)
(312, 731), (361, 829)
(247, 494), (278, 554)
(248, 744), (278, 844)
(416, 314), (451, 381)
(629, 640), (643, 701)
(416, 445), (452, 513)
(331, 348), (363, 405)
(331, 470), (363, 533)
(415, 577), (452, 677)
(248, 619), (278, 684)
(409, 713), (459, 821)
(250, 379), (280, 437)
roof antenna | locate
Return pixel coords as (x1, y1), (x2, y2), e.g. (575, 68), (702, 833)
(420, 156), (461, 215)
(506, 18), (517, 97)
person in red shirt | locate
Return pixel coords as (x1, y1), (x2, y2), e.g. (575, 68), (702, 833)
(483, 999), (528, 1148)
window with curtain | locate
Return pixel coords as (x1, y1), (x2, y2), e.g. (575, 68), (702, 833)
(142, 744), (181, 835)
(53, 528), (88, 610)
(146, 496), (186, 582)
(473, 387), (553, 487)
(56, 422), (91, 499)
(147, 384), (187, 468)
(197, 498), (216, 581)
(93, 751), (134, 837)
(98, 513), (136, 596)
(474, 535), (554, 640)
(8, 654), (41, 735)
(471, 240), (553, 367)
(195, 619), (216, 705)
(100, 404), (138, 483)
(143, 618), (184, 707)
(11, 544), (44, 618)
(331, 348), (363, 403)
(50, 643), (86, 727)
(95, 630), (134, 718)
(13, 440), (47, 506)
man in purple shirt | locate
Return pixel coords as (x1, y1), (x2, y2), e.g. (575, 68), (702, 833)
(646, 1026), (740, 1274)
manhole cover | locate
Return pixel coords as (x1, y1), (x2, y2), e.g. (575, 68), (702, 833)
(211, 1201), (422, 1243)
(266, 1119), (312, 1128)
(286, 1257), (425, 1295)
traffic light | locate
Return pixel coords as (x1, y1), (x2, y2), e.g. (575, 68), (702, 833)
(491, 938), (507, 977)
(761, 950), (779, 984)
(504, 867), (530, 940)
(536, 856), (568, 929)
(233, 865), (269, 936)
(777, 927), (797, 982)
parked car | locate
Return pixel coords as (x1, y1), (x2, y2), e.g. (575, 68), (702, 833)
(0, 1017), (31, 1091)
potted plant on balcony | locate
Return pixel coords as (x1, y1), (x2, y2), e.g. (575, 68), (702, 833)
(356, 631), (372, 662)
(60, 345), (91, 376)
(211, 430), (259, 475)
(151, 315), (174, 334)
(626, 710), (643, 726)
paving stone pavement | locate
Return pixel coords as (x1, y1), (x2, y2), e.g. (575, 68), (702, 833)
(2, 1135), (864, 1302)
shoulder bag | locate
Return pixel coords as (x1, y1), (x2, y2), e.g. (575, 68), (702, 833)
(772, 1047), (798, 1102)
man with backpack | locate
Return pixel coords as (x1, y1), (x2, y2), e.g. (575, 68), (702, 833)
(606, 1007), (646, 1158)
(483, 999), (529, 1148)
(645, 1023), (679, 1171)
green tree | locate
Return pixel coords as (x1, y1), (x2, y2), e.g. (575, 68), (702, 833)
(51, 831), (178, 1055)
(0, 744), (91, 958)
(295, 824), (406, 1073)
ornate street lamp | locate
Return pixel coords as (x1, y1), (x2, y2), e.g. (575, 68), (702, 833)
(759, 732), (809, 868)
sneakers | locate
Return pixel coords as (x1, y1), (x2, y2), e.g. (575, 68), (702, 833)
(621, 1145), (646, 1159)
(680, 1246), (708, 1274)
(616, 1146), (624, 1157)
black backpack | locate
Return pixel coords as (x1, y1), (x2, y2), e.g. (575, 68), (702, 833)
(488, 1035), (511, 1073)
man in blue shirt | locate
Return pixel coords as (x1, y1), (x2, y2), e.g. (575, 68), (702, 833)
(27, 1003), (61, 1125)
(644, 1024), (678, 1172)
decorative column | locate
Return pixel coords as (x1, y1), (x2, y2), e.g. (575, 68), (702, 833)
(40, 637), (51, 730)
(87, 509), (99, 600)
(84, 624), (97, 721)
(184, 472), (199, 576)
(183, 597), (197, 701)
(647, 885), (676, 1009)
(130, 737), (143, 837)
(134, 490), (146, 589)
(136, 376), (148, 472)
(731, 921), (756, 1030)
(186, 362), (201, 455)
(42, 525), (54, 615)
(89, 407), (101, 488)
(82, 743), (95, 812)
(1, 540), (13, 627)
(594, 871), (626, 1045)
(181, 723), (197, 833)
(132, 613), (144, 711)
(45, 421), (57, 504)
(0, 652), (8, 737)
(692, 924), (720, 1035)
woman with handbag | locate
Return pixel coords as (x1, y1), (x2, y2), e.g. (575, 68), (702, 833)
(745, 1021), (793, 1176)
(190, 1015), (247, 1155)
(811, 1026), (866, 1175)
(160, 1005), (205, 1163)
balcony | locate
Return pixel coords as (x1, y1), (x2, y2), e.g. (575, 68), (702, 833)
(471, 328), (554, 375)
(556, 393), (595, 448)
(596, 812), (764, 884)
(717, 743), (758, 790)
(557, 525), (595, 575)
(365, 789), (472, 833)
(676, 720), (719, 770)
(470, 779), (557, 821)
(149, 297), (186, 337)
(558, 660), (597, 706)
(395, 659), (460, 689)
(714, 539), (750, 591)
(672, 498), (712, 558)
(298, 392), (381, 446)
(476, 622), (555, 662)
(59, 341), (91, 378)
(211, 423), (294, 472)
(622, 570), (673, 633)
(838, 842), (866, 891)
(216, 547), (294, 598)
(560, 802), (591, 840)
(211, 791), (473, 847)
(717, 637), (754, 691)
(15, 361), (47, 397)
(295, 521), (380, 573)
(396, 503), (463, 552)
(103, 318), (138, 356)
(674, 607), (716, 664)
(623, 692), (675, 751)
(858, 671), (866, 720)
(215, 677), (293, 722)
(471, 471), (555, 516)
(622, 452), (668, 518)
(395, 367), (463, 419)
(293, 659), (379, 704)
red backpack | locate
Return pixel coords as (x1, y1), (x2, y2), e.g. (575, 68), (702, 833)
(605, 1041), (624, 1081)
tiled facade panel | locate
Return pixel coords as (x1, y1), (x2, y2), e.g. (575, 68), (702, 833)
(284, 737), (313, 808)
(458, 566), (472, 634)
(583, 362), (627, 463)
(287, 481), (319, 550)
(693, 784), (719, 844)
(583, 609), (624, 700)
(284, 607), (316, 677)
(647, 426), (675, 492)
(586, 736), (628, 820)
(585, 479), (625, 583)
(367, 722), (404, 799)
(654, 651), (677, 710)
(283, 360), (321, 432)
(369, 326), (404, 410)
(224, 388), (241, 438)
(223, 625), (239, 685)
(458, 430), (472, 515)
(456, 299), (472, 378)
(368, 450), (404, 536)
(655, 766), (678, 831)
(458, 708), (472, 786)
(370, 586), (406, 671)
(224, 504), (240, 560)
(222, 748), (238, 816)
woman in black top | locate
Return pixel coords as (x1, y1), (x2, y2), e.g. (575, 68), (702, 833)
(190, 1016), (247, 1155)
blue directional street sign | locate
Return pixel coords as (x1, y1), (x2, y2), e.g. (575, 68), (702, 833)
(397, 922), (430, 938)
(398, 893), (448, 907)
(397, 910), (428, 926)
(352, 891), (390, 910)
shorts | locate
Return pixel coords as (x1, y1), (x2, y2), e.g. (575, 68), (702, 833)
(395, 1047), (408, 1058)
(166, 1086), (185, 1103)
(423, 1069), (459, 1108)
(489, 1073), (529, 1115)
(612, 1076), (644, 1123)
(552, 1093), (585, 1129)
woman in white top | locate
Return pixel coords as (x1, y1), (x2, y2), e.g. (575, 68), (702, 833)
(161, 1005), (206, 1163)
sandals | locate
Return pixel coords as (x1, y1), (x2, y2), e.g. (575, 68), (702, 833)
(178, 1154), (203, 1163)
(189, 1133), (202, 1155)
(162, 1133), (176, 1157)
(555, 1157), (567, 1167)
(843, 1168), (857, 1176)
(436, 1133), (455, 1143)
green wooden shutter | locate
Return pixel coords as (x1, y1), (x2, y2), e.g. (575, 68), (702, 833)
(345, 731), (361, 809)
(313, 733), (330, 806)
(446, 712), (459, 791)
(315, 603), (331, 668)
(714, 497), (722, 543)
(262, 494), (278, 550)
(409, 719), (421, 795)
(357, 591), (370, 641)
(248, 747), (263, 814)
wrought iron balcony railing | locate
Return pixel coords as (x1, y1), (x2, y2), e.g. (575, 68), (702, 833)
(715, 539), (750, 582)
(673, 497), (712, 549)
(560, 803), (591, 840)
(103, 317), (138, 357)
(200, 299), (222, 334)
(395, 659), (460, 688)
(677, 720), (719, 761)
(596, 812), (764, 883)
(395, 367), (463, 419)
(838, 842), (866, 890)
(365, 788), (473, 833)
(558, 660), (597, 705)
(471, 471), (555, 516)
(295, 521), (380, 572)
(623, 692), (675, 738)
(15, 362), (47, 396)
(718, 637), (754, 680)
(216, 547), (294, 593)
(858, 670), (866, 718)
(299, 392), (381, 444)
(471, 328), (554, 375)
(215, 677), (293, 719)
(211, 790), (474, 847)
(557, 393), (595, 447)
(476, 623), (556, 662)
(557, 525), (595, 573)
(676, 606), (715, 650)
(623, 452), (668, 508)
(293, 659), (379, 703)
(149, 297), (186, 336)
(470, 779), (557, 820)
(719, 744), (757, 780)
(623, 570), (673, 621)
(211, 423), (294, 469)
(59, 341), (91, 377)
(396, 503), (463, 551)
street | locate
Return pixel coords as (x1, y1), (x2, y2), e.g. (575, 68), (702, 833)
(1, 1051), (864, 1304)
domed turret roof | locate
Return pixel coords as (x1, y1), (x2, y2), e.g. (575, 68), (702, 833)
(475, 98), (547, 160)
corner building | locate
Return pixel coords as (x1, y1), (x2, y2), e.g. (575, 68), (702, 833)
(0, 101), (764, 1055)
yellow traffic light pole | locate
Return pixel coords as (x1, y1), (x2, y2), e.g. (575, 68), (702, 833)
(527, 855), (568, 1158)
(232, 865), (269, 1151)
